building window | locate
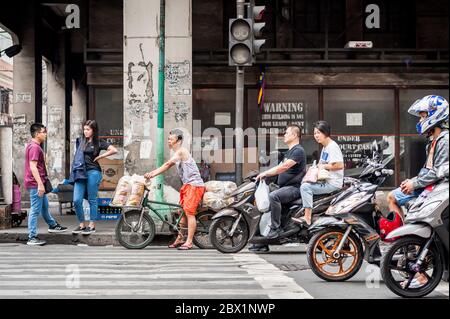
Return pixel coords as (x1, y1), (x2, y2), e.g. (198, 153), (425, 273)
(324, 89), (396, 187)
(92, 88), (124, 190)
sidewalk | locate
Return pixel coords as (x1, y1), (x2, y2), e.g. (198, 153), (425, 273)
(0, 203), (173, 246)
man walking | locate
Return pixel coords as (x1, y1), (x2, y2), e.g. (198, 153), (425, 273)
(25, 123), (67, 246)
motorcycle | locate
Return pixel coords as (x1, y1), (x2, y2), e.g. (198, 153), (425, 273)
(380, 163), (449, 298)
(306, 140), (395, 281)
(208, 171), (343, 254)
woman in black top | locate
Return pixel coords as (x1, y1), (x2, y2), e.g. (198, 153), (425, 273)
(72, 120), (118, 235)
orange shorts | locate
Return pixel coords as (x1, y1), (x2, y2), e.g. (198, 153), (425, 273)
(179, 184), (206, 216)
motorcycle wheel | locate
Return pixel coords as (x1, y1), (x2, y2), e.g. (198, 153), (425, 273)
(209, 216), (249, 254)
(380, 236), (443, 298)
(115, 210), (156, 249)
(192, 211), (215, 249)
(307, 228), (364, 282)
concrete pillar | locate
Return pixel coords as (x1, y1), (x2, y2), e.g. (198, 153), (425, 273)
(123, 0), (193, 189)
(70, 81), (87, 161)
(0, 127), (13, 204)
(12, 6), (37, 198)
(43, 39), (67, 188)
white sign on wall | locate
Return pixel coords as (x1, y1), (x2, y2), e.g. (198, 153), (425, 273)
(346, 113), (363, 126)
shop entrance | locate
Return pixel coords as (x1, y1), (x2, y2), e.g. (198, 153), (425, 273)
(89, 87), (124, 190)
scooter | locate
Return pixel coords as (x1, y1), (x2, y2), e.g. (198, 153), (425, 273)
(306, 140), (394, 281)
(208, 171), (343, 254)
(380, 163), (449, 298)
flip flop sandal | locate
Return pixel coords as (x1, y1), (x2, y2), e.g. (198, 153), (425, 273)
(177, 244), (193, 250)
(168, 241), (185, 248)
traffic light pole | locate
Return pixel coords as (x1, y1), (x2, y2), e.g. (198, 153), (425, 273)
(235, 0), (246, 185)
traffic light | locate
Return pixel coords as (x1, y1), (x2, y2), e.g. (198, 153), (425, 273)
(228, 3), (266, 66)
(229, 18), (254, 66)
(250, 4), (266, 61)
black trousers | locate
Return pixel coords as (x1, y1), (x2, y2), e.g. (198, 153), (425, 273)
(269, 186), (301, 230)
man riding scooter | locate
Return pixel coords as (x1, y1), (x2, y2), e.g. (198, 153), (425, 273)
(387, 95), (449, 220)
(251, 124), (306, 252)
(385, 95), (449, 287)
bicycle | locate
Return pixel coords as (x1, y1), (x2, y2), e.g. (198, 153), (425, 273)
(113, 186), (215, 249)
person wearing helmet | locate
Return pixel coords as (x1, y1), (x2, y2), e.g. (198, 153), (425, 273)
(387, 95), (449, 221)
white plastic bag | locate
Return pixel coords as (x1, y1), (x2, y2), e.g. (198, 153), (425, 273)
(255, 180), (270, 212)
(259, 211), (272, 237)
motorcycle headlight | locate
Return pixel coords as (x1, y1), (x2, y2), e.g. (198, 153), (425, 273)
(326, 192), (372, 215)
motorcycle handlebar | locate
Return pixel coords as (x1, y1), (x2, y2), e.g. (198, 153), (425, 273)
(381, 169), (394, 176)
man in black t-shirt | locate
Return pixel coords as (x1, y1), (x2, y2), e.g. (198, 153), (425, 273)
(255, 125), (306, 244)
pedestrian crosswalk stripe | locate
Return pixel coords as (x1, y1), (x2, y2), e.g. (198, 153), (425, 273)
(0, 247), (313, 299)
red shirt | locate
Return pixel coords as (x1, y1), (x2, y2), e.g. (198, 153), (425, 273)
(24, 140), (48, 190)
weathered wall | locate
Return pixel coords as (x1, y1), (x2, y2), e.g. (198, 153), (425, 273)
(124, 0), (193, 190)
(43, 40), (67, 189)
(12, 5), (37, 198)
(0, 127), (13, 204)
(70, 82), (87, 160)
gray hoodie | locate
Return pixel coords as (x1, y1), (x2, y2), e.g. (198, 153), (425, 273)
(412, 129), (449, 189)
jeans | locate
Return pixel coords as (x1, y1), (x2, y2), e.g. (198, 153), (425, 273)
(391, 187), (424, 206)
(73, 170), (102, 222)
(28, 189), (57, 240)
(300, 182), (341, 209)
(269, 186), (301, 230)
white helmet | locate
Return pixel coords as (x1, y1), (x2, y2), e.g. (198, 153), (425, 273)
(408, 95), (449, 135)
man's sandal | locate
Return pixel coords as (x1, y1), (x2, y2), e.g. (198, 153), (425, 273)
(177, 243), (193, 250)
(168, 241), (185, 248)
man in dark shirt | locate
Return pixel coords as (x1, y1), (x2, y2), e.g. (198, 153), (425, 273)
(255, 125), (306, 246)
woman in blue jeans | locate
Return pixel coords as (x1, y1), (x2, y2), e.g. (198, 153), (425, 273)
(72, 120), (118, 235)
(294, 121), (345, 226)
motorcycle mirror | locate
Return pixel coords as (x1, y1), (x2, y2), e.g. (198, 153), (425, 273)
(371, 140), (378, 152)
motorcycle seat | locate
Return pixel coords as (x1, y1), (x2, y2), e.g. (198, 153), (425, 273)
(286, 190), (341, 206)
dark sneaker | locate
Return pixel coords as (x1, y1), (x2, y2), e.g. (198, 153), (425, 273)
(248, 244), (270, 253)
(72, 226), (86, 235)
(265, 228), (282, 239)
(82, 227), (96, 235)
(27, 237), (46, 246)
(48, 224), (68, 233)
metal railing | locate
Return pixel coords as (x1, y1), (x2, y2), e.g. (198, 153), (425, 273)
(193, 48), (449, 67)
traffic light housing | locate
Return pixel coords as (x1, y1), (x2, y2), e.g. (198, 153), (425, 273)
(228, 3), (266, 66)
(229, 18), (253, 66)
(251, 5), (266, 60)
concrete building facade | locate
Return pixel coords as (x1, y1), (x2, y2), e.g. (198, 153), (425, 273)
(0, 0), (449, 206)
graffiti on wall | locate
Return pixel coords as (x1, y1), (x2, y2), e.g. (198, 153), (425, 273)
(127, 43), (154, 119)
(165, 60), (191, 96)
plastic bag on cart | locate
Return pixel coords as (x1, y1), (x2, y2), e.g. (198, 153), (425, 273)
(112, 176), (132, 206)
(202, 192), (234, 211)
(125, 175), (146, 207)
(205, 181), (237, 197)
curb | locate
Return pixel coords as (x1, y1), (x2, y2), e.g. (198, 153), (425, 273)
(0, 232), (175, 247)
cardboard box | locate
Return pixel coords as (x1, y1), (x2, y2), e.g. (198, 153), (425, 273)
(0, 217), (12, 230)
(99, 158), (124, 191)
(0, 205), (11, 219)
